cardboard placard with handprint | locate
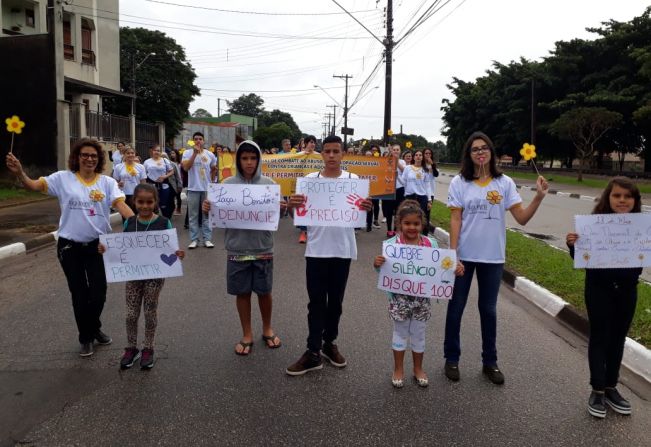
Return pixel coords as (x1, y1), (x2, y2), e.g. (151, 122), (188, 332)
(294, 177), (370, 228)
(207, 183), (281, 231)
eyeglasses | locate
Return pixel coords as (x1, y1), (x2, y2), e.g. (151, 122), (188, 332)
(470, 145), (490, 154)
(80, 153), (98, 160)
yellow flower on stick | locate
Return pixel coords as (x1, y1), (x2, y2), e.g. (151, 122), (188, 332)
(5, 115), (26, 154)
(405, 141), (413, 149)
(520, 142), (542, 175)
(387, 129), (394, 137)
(362, 140), (368, 146)
(187, 140), (195, 147)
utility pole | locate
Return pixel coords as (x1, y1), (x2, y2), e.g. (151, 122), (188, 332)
(324, 113), (334, 137)
(333, 74), (352, 148)
(327, 105), (338, 135)
(383, 0), (394, 146)
(217, 98), (221, 117)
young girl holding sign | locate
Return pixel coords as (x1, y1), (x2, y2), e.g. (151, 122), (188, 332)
(566, 178), (642, 418)
(100, 184), (185, 370)
(374, 200), (461, 388)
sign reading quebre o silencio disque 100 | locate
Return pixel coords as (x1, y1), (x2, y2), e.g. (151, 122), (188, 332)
(377, 242), (458, 300)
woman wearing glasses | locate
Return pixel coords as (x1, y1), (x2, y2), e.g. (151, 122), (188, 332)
(5, 139), (134, 357)
(444, 131), (548, 385)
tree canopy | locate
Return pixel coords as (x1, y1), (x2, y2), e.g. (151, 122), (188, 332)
(441, 7), (651, 173)
(103, 27), (200, 142)
(192, 108), (212, 118)
(227, 93), (265, 117)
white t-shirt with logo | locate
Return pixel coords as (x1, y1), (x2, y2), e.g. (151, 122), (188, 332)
(112, 150), (122, 165)
(396, 159), (406, 188)
(182, 149), (217, 191)
(304, 171), (359, 260)
(447, 174), (522, 263)
(40, 171), (125, 242)
(112, 162), (146, 195)
(144, 157), (172, 183)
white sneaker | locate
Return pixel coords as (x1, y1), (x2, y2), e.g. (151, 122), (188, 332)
(188, 240), (198, 249)
(204, 241), (215, 248)
(381, 217), (387, 223)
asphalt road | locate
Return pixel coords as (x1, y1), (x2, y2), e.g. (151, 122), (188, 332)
(1, 216), (650, 446)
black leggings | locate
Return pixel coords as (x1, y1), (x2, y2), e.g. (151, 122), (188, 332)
(365, 199), (380, 228)
(584, 272), (638, 390)
(381, 187), (405, 231)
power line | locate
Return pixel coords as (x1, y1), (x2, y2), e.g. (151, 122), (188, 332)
(201, 85), (363, 93)
(145, 0), (380, 16)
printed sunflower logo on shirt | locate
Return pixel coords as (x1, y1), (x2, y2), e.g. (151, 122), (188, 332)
(89, 190), (105, 202)
(485, 190), (503, 220)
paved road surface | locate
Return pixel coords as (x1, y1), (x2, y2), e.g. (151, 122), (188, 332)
(1, 217), (649, 446)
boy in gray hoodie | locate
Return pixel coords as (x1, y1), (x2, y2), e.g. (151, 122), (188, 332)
(203, 140), (285, 355)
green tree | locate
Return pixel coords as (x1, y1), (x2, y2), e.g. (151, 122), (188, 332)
(192, 108), (212, 118)
(258, 109), (302, 141)
(228, 93), (265, 117)
(549, 107), (623, 181)
(253, 123), (293, 149)
(103, 27), (199, 141)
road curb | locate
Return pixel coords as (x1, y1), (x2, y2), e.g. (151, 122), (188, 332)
(432, 226), (651, 384)
(0, 212), (121, 260)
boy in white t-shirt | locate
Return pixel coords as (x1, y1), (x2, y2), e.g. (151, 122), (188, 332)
(181, 131), (217, 249)
(285, 135), (373, 376)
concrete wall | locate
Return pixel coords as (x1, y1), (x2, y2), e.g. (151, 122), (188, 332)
(0, 0), (47, 35)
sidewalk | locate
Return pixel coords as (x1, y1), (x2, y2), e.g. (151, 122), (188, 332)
(0, 198), (59, 247)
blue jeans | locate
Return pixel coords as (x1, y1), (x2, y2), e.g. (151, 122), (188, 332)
(444, 261), (504, 365)
(187, 190), (212, 243)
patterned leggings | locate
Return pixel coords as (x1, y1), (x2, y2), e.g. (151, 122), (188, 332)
(125, 279), (165, 349)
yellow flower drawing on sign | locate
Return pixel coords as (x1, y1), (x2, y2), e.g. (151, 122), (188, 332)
(405, 141), (413, 149)
(89, 190), (105, 202)
(485, 190), (503, 220)
(441, 256), (454, 283)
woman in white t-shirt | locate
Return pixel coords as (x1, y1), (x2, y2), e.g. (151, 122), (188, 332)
(400, 149), (433, 234)
(444, 131), (548, 385)
(380, 144), (407, 237)
(5, 139), (134, 357)
(112, 146), (146, 213)
(144, 145), (174, 219)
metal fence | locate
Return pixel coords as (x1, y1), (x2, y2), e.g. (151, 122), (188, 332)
(85, 110), (131, 144)
(135, 120), (160, 159)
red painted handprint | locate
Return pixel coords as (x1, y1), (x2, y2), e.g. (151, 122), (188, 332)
(346, 193), (365, 210)
(295, 197), (310, 217)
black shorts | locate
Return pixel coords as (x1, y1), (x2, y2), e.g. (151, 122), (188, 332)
(226, 259), (273, 295)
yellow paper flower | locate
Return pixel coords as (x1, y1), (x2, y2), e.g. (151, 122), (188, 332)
(89, 190), (105, 202)
(362, 140), (368, 146)
(441, 257), (453, 270)
(5, 115), (25, 134)
(486, 190), (503, 205)
(519, 143), (537, 161)
(179, 149), (185, 154)
(208, 146), (215, 153)
(290, 148), (297, 153)
(405, 141), (413, 149)
(373, 152), (379, 157)
(187, 140), (195, 147)
(387, 129), (393, 136)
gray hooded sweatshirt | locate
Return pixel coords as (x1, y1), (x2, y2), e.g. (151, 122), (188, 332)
(223, 140), (276, 256)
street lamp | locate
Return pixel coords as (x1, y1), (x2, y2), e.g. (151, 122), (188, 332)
(131, 52), (156, 117)
(313, 85), (342, 108)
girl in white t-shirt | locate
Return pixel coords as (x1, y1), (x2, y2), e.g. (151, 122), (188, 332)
(444, 131), (548, 385)
(112, 146), (146, 213)
(144, 145), (174, 219)
(5, 139), (134, 357)
(401, 149), (433, 234)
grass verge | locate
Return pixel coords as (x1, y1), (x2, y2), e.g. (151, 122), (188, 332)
(430, 200), (651, 348)
(0, 187), (45, 203)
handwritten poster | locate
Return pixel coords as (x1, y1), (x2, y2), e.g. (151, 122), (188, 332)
(100, 229), (183, 282)
(377, 242), (457, 299)
(207, 183), (281, 231)
(293, 177), (369, 227)
(574, 213), (651, 268)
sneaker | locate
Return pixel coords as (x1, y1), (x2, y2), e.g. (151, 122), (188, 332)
(286, 350), (324, 376)
(381, 217), (387, 223)
(373, 220), (381, 229)
(588, 391), (607, 418)
(482, 365), (505, 385)
(366, 226), (372, 232)
(188, 240), (198, 249)
(204, 241), (215, 248)
(605, 387), (632, 415)
(79, 342), (94, 357)
(140, 348), (155, 370)
(298, 231), (307, 244)
(386, 231), (396, 238)
(444, 362), (460, 381)
(94, 330), (112, 345)
(120, 347), (140, 369)
(321, 342), (347, 368)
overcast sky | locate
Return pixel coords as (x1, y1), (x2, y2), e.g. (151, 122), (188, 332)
(119, 0), (650, 143)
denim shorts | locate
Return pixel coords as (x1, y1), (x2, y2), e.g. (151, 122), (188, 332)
(227, 259), (273, 295)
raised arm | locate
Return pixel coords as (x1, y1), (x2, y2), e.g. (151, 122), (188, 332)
(5, 154), (45, 192)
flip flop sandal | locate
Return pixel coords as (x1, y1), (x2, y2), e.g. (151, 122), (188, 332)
(413, 375), (429, 388)
(235, 341), (253, 356)
(262, 334), (282, 349)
